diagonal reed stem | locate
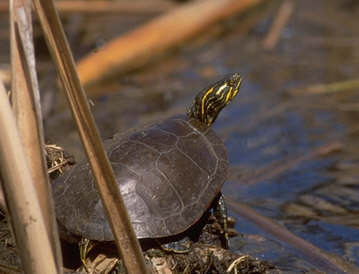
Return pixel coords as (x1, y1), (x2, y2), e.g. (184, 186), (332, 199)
(31, 0), (148, 272)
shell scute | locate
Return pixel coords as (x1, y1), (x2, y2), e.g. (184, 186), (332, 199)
(157, 117), (194, 137)
(158, 150), (208, 207)
(128, 127), (177, 153)
(176, 132), (218, 176)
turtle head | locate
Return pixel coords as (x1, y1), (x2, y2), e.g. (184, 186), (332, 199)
(188, 73), (242, 127)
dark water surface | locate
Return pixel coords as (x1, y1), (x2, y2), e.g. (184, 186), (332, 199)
(38, 0), (359, 272)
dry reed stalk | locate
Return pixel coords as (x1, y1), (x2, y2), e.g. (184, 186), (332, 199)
(0, 186), (5, 212)
(9, 0), (63, 271)
(0, 0), (174, 14)
(0, 78), (57, 273)
(0, 66), (10, 85)
(32, 0), (148, 272)
(56, 0), (173, 14)
(77, 0), (265, 87)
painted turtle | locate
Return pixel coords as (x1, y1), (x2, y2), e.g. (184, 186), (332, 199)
(52, 73), (242, 251)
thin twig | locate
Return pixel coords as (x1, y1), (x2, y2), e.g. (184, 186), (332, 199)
(263, 0), (295, 49)
(0, 262), (21, 274)
(0, 0), (174, 14)
(289, 79), (359, 95)
(32, 0), (148, 272)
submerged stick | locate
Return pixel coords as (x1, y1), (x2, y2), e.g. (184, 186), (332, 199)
(225, 197), (359, 274)
(77, 0), (265, 87)
(263, 0), (294, 49)
(32, 0), (148, 273)
(233, 142), (342, 186)
(289, 78), (359, 95)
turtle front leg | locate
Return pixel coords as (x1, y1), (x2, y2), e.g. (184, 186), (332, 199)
(214, 193), (229, 249)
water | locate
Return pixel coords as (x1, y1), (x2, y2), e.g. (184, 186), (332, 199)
(42, 0), (359, 272)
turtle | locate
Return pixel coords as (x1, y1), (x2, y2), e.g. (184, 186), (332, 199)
(52, 73), (242, 263)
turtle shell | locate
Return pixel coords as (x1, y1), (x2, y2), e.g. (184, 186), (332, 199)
(52, 115), (229, 242)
